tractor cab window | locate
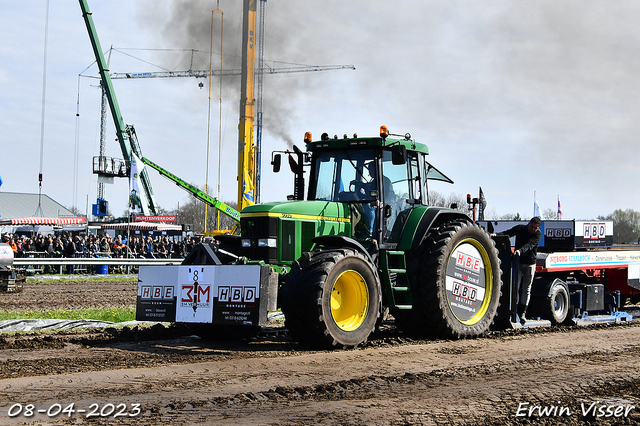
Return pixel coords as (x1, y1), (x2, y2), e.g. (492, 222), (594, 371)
(381, 150), (420, 242)
(310, 149), (379, 243)
(310, 149), (377, 203)
(422, 158), (455, 206)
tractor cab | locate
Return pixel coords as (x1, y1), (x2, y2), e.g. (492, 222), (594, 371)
(304, 127), (453, 247)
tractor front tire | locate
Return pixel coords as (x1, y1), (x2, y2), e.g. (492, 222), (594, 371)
(405, 220), (502, 339)
(282, 248), (380, 349)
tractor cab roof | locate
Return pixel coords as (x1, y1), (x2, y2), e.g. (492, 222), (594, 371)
(305, 126), (429, 156)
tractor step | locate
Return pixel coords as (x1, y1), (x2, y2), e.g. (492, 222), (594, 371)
(395, 304), (412, 310)
(382, 250), (412, 310)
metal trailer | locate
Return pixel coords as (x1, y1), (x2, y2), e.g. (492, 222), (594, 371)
(485, 220), (637, 328)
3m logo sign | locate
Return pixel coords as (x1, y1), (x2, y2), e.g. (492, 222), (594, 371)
(181, 284), (211, 303)
(141, 286), (174, 300)
(584, 223), (606, 240)
(452, 281), (478, 302)
(217, 286), (256, 303)
(456, 252), (481, 272)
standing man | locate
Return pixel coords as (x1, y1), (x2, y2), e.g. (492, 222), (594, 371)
(502, 217), (542, 324)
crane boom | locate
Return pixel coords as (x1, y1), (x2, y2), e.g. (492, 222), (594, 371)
(108, 64), (355, 80)
(141, 157), (241, 222)
(79, 0), (158, 215)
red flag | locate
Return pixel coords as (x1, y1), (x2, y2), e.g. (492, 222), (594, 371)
(557, 196), (563, 220)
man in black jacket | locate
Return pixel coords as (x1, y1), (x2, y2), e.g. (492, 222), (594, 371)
(502, 217), (542, 324)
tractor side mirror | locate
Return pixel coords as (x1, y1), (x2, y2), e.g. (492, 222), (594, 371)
(391, 145), (407, 165)
(272, 154), (281, 173)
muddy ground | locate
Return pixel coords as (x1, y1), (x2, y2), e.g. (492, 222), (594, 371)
(1, 278), (640, 425)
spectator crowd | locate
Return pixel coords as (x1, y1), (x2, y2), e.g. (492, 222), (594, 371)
(1, 232), (199, 262)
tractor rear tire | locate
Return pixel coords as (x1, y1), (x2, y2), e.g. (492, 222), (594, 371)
(282, 248), (380, 349)
(404, 220), (502, 339)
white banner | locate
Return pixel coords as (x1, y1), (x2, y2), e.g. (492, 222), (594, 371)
(129, 154), (149, 215)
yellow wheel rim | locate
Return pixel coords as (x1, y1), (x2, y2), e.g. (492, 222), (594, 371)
(330, 270), (369, 331)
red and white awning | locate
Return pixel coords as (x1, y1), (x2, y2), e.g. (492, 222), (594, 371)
(0, 217), (87, 226)
(100, 222), (182, 231)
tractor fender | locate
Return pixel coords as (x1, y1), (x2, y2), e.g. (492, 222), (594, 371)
(311, 235), (375, 265)
(398, 207), (472, 251)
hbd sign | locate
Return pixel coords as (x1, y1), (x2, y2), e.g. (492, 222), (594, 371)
(452, 281), (478, 302)
(217, 286), (256, 303)
(583, 223), (606, 240)
(546, 228), (572, 238)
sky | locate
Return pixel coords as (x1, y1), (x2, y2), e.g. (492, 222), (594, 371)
(2, 1), (640, 221)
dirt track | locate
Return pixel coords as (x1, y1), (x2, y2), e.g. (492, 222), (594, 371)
(1, 279), (640, 425)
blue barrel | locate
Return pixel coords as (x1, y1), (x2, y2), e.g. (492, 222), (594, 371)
(96, 256), (108, 275)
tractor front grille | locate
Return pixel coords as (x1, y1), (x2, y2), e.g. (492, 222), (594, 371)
(241, 216), (278, 263)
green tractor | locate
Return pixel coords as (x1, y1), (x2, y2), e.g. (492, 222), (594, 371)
(241, 126), (501, 347)
(137, 126), (502, 349)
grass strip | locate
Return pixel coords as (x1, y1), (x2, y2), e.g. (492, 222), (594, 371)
(0, 307), (136, 323)
(26, 275), (138, 284)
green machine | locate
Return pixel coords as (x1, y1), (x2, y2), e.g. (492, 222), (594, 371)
(137, 127), (502, 349)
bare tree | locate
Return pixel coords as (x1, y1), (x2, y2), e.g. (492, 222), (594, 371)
(428, 191), (471, 217)
(542, 208), (558, 220)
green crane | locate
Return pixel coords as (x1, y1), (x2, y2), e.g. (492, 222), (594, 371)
(141, 157), (240, 223)
(79, 0), (158, 215)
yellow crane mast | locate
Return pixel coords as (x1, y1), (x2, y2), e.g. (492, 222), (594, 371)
(237, 0), (257, 212)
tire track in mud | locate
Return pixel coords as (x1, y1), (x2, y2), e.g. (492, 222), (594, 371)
(2, 325), (640, 425)
(120, 346), (640, 426)
(3, 280), (640, 425)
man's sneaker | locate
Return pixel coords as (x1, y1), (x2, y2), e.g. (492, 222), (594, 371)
(520, 315), (527, 325)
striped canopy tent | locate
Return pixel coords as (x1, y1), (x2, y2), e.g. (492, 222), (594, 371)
(0, 217), (87, 226)
(100, 222), (182, 231)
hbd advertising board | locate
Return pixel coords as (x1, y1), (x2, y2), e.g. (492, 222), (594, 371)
(574, 221), (613, 248)
(479, 220), (613, 250)
(137, 265), (272, 326)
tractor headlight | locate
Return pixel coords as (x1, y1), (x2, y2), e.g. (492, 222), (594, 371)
(258, 238), (277, 248)
(241, 239), (252, 248)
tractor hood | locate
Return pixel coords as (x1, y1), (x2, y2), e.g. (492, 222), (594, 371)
(240, 201), (352, 264)
(241, 200), (351, 223)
